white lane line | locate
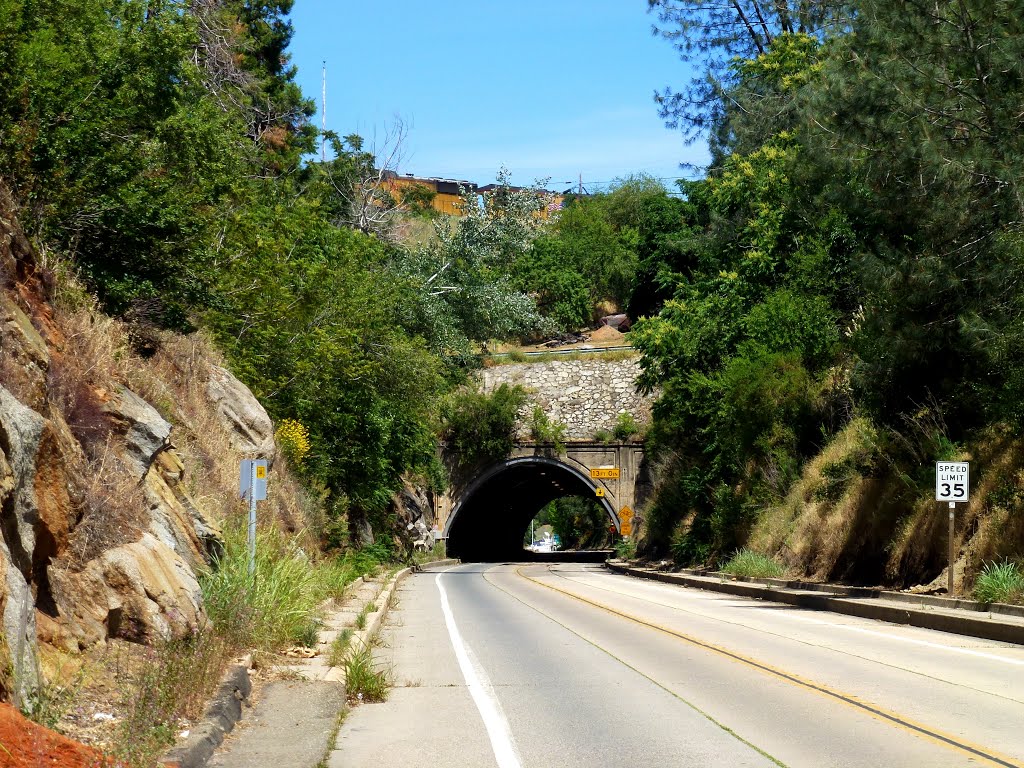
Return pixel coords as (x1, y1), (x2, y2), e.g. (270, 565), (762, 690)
(779, 611), (1024, 666)
(554, 571), (1024, 668)
(436, 572), (522, 768)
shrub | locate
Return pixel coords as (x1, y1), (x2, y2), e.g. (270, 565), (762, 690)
(275, 418), (311, 466)
(443, 384), (527, 466)
(973, 561), (1024, 605)
(614, 536), (637, 560)
(720, 549), (785, 579)
(612, 412), (640, 441)
(529, 406), (567, 453)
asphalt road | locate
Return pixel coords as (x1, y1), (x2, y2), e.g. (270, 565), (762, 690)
(329, 562), (1024, 768)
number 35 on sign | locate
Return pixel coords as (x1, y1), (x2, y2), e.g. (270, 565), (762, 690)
(935, 461), (969, 502)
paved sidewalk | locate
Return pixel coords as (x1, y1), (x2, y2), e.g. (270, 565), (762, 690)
(201, 570), (397, 768)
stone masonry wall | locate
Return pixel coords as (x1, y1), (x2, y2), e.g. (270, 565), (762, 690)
(480, 356), (654, 440)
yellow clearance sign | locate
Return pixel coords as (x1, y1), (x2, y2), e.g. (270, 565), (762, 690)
(590, 468), (620, 480)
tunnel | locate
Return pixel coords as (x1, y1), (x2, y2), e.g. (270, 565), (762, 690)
(445, 456), (618, 561)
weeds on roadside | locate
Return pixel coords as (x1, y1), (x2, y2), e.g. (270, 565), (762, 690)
(99, 521), (392, 764)
(21, 654), (84, 730)
(973, 561), (1024, 605)
(354, 608), (369, 631)
(343, 646), (390, 703)
(613, 537), (637, 560)
(111, 626), (231, 767)
(720, 549), (785, 579)
(412, 541), (446, 565)
(202, 523), (345, 651)
(328, 629), (354, 668)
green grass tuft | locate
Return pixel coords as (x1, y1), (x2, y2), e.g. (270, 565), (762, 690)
(343, 646), (390, 703)
(328, 629), (354, 668)
(973, 561), (1024, 605)
(720, 549), (785, 579)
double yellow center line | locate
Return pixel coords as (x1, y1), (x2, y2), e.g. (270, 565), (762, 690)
(505, 564), (1020, 768)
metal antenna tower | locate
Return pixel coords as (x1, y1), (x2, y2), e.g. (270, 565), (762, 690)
(321, 61), (327, 162)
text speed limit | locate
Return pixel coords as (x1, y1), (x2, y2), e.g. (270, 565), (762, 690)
(935, 462), (969, 502)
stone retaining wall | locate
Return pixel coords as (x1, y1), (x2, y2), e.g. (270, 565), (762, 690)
(480, 356), (654, 440)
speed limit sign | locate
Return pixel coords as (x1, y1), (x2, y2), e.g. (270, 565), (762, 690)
(935, 462), (969, 502)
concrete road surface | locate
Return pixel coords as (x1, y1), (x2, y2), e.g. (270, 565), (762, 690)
(329, 562), (1024, 768)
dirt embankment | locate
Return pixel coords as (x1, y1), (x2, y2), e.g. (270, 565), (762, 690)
(0, 704), (107, 767)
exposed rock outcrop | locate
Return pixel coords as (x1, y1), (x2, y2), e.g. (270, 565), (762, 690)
(0, 179), (235, 680)
(0, 386), (44, 706)
(389, 479), (435, 553)
(103, 384), (171, 478)
(206, 365), (275, 459)
(49, 533), (203, 647)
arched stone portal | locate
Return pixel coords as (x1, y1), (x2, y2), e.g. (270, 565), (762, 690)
(443, 450), (642, 561)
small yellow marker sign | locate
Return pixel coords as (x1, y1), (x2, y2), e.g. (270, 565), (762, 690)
(595, 487), (605, 498)
(256, 465), (267, 480)
(619, 506), (634, 537)
(590, 468), (620, 480)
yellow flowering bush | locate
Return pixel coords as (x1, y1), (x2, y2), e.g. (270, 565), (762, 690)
(275, 419), (311, 466)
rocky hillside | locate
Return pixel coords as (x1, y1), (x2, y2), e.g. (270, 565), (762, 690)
(0, 182), (296, 711)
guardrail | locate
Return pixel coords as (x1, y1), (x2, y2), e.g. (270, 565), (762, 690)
(488, 344), (635, 359)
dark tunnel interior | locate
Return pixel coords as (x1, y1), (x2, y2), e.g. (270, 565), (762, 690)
(446, 458), (616, 561)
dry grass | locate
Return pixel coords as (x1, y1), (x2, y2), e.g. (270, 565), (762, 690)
(886, 426), (1024, 592)
(65, 438), (149, 567)
(749, 418), (879, 579)
(748, 417), (1024, 591)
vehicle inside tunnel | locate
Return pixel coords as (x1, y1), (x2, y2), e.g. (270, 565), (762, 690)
(445, 457), (617, 561)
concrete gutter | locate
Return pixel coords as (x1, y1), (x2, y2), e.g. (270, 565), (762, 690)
(158, 657), (253, 768)
(606, 561), (1024, 645)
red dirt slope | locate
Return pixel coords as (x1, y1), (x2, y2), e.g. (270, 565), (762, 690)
(0, 704), (107, 768)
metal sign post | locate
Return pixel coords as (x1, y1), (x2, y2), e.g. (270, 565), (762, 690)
(935, 461), (969, 596)
(948, 502), (955, 597)
(240, 459), (269, 579)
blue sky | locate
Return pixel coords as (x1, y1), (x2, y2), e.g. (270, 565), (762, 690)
(287, 1), (707, 191)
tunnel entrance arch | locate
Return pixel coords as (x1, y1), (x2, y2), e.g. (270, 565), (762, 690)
(444, 455), (620, 561)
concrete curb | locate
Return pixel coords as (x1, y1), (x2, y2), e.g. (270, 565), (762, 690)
(158, 658), (252, 768)
(606, 562), (1024, 645)
(355, 566), (412, 652)
(415, 558), (460, 570)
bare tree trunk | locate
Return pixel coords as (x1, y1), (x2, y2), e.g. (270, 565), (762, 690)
(732, 1), (767, 54)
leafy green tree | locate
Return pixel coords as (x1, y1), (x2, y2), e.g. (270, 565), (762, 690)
(442, 384), (527, 469)
(208, 178), (447, 516)
(534, 497), (612, 550)
(396, 171), (553, 358)
(0, 0), (244, 326)
(631, 119), (853, 562)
